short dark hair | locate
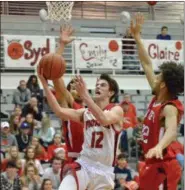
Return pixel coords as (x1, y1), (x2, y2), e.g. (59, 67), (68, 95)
(99, 74), (119, 103)
(51, 156), (62, 164)
(161, 26), (168, 31)
(159, 62), (184, 97)
(117, 153), (128, 161)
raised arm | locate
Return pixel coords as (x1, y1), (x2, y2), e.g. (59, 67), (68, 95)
(37, 67), (84, 124)
(146, 105), (178, 159)
(130, 13), (155, 90)
(53, 25), (75, 107)
(74, 75), (123, 126)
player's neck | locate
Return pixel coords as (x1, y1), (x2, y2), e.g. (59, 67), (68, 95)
(156, 91), (172, 103)
(96, 99), (110, 110)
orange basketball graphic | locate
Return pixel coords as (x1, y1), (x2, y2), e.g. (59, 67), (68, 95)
(109, 40), (119, 52)
(7, 42), (24, 60)
(175, 41), (182, 50)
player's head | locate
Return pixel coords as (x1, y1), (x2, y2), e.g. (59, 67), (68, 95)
(152, 62), (184, 97)
(67, 79), (82, 103)
(95, 74), (119, 103)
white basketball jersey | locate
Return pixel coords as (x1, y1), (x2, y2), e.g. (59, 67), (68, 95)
(80, 106), (121, 167)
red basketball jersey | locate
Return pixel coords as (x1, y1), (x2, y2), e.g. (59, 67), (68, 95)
(142, 96), (184, 163)
(62, 101), (84, 159)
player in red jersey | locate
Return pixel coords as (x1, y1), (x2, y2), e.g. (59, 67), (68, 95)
(53, 25), (84, 163)
(131, 13), (184, 190)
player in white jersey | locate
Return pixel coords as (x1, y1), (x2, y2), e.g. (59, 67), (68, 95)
(37, 69), (123, 190)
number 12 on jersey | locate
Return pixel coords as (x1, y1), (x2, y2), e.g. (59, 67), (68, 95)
(91, 131), (104, 148)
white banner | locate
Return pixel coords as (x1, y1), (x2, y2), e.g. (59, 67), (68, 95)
(74, 38), (122, 69)
(143, 40), (184, 71)
(3, 35), (56, 68)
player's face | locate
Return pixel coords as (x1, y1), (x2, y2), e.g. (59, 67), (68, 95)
(95, 79), (113, 101)
(69, 80), (82, 102)
(152, 73), (164, 95)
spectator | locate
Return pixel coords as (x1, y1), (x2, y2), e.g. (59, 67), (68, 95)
(54, 147), (66, 161)
(9, 115), (21, 135)
(21, 97), (42, 121)
(1, 161), (22, 190)
(40, 179), (53, 190)
(20, 113), (40, 135)
(27, 75), (43, 110)
(16, 122), (32, 152)
(37, 115), (54, 148)
(30, 136), (48, 162)
(43, 157), (62, 190)
(47, 133), (67, 161)
(1, 146), (23, 176)
(21, 146), (44, 176)
(9, 106), (22, 122)
(121, 93), (137, 129)
(114, 153), (132, 189)
(12, 80), (31, 108)
(122, 27), (139, 71)
(1, 121), (18, 156)
(20, 163), (42, 190)
(156, 26), (171, 40)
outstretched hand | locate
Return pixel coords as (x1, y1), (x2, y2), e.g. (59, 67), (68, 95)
(60, 24), (75, 45)
(130, 12), (144, 40)
(74, 75), (89, 99)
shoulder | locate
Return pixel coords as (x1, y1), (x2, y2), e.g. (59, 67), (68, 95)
(162, 104), (178, 116)
(110, 105), (123, 114)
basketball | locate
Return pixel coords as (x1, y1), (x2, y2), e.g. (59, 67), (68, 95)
(39, 53), (66, 80)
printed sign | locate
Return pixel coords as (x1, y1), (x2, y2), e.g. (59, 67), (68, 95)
(143, 40), (184, 71)
(3, 35), (56, 68)
(74, 38), (123, 69)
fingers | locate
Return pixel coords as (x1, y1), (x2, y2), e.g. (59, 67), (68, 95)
(145, 148), (163, 159)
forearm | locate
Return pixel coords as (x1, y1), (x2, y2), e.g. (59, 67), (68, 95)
(56, 41), (65, 55)
(53, 78), (73, 106)
(43, 85), (80, 121)
(157, 128), (177, 150)
(135, 36), (152, 67)
(83, 95), (108, 125)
